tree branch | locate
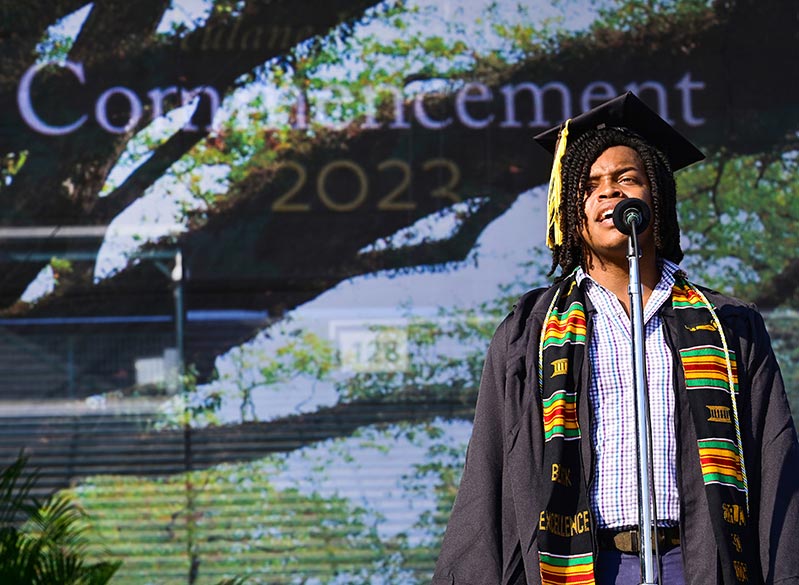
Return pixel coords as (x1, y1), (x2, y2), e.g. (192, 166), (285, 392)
(92, 126), (207, 223)
(752, 258), (799, 309)
(354, 192), (518, 274)
(68, 0), (170, 63)
(14, 390), (476, 498)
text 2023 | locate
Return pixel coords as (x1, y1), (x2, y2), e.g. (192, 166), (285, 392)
(272, 158), (461, 212)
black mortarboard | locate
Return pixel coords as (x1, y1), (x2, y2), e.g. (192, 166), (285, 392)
(533, 91), (704, 171)
(533, 91), (705, 249)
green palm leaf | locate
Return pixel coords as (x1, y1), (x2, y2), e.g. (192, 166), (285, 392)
(0, 455), (121, 585)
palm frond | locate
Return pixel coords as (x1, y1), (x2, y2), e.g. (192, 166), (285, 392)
(0, 455), (121, 585)
(82, 560), (124, 585)
(0, 453), (40, 526)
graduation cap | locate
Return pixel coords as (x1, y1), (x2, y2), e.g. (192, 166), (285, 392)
(533, 91), (705, 249)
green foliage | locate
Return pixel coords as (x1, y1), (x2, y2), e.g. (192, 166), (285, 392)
(0, 454), (122, 584)
(0, 151), (28, 190)
(763, 310), (799, 418)
(36, 14), (78, 63)
(186, 327), (338, 425)
(677, 149), (799, 303)
(336, 280), (526, 405)
(585, 0), (713, 33)
(69, 458), (390, 584)
(50, 256), (74, 276)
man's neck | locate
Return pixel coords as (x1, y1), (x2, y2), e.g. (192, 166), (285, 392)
(585, 251), (660, 315)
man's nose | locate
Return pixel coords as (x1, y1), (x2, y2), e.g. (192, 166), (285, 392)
(596, 181), (625, 199)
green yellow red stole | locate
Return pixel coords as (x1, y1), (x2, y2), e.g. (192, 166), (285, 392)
(536, 272), (756, 585)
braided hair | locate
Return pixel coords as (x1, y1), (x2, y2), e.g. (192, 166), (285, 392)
(547, 127), (683, 279)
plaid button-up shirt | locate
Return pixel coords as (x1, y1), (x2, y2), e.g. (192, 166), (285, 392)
(575, 259), (681, 529)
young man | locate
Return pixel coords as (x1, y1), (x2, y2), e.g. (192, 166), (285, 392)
(431, 93), (799, 585)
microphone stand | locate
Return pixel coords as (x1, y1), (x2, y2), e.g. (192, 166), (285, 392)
(626, 220), (659, 585)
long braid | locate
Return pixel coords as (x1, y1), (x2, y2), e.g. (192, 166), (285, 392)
(547, 127), (683, 279)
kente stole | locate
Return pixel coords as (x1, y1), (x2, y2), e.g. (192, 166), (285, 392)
(536, 272), (756, 585)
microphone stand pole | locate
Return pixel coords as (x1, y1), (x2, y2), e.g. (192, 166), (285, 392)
(627, 225), (659, 585)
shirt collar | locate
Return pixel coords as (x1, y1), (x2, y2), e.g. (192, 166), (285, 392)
(573, 258), (683, 289)
(574, 259), (683, 321)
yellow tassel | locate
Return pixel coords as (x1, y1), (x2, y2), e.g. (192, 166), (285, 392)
(546, 120), (570, 250)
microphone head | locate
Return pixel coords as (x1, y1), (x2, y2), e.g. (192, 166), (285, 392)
(612, 198), (651, 235)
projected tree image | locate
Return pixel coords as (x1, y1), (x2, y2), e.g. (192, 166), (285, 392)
(1, 0), (796, 372)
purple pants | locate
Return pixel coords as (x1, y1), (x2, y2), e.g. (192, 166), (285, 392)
(596, 546), (685, 585)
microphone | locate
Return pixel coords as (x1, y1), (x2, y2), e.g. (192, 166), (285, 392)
(612, 199), (651, 235)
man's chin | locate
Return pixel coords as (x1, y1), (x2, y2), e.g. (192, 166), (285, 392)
(584, 239), (628, 264)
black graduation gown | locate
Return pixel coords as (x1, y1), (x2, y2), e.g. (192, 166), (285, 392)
(431, 283), (799, 585)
